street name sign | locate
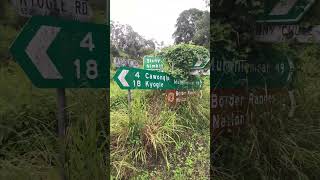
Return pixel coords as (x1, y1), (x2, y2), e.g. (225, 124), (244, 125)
(114, 67), (203, 90)
(256, 0), (315, 23)
(143, 56), (164, 71)
(211, 48), (294, 89)
(114, 57), (139, 68)
(10, 16), (109, 88)
(11, 0), (92, 21)
(255, 24), (320, 43)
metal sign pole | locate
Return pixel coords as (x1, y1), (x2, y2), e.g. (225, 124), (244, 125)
(57, 88), (66, 180)
(128, 89), (132, 119)
(106, 0), (110, 176)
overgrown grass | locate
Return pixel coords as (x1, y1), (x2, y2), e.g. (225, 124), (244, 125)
(0, 62), (109, 179)
(212, 45), (320, 180)
(110, 73), (210, 179)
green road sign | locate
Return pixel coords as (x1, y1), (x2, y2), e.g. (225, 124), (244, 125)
(10, 16), (109, 88)
(211, 48), (294, 89)
(114, 67), (203, 90)
(191, 57), (210, 70)
(256, 0), (315, 23)
(143, 56), (164, 71)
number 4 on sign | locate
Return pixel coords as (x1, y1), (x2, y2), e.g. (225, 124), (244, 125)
(135, 72), (140, 78)
(80, 32), (95, 51)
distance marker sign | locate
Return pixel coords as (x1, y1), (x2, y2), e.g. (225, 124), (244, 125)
(10, 16), (109, 88)
(114, 67), (203, 90)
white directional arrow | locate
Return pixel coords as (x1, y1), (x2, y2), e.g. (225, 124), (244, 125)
(118, 69), (129, 87)
(26, 26), (62, 79)
(269, 0), (298, 15)
(194, 59), (202, 67)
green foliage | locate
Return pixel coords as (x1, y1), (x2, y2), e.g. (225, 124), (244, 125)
(193, 11), (210, 49)
(173, 8), (203, 43)
(211, 1), (320, 180)
(159, 43), (209, 80)
(111, 21), (156, 59)
(110, 76), (210, 179)
(0, 25), (18, 62)
(173, 8), (210, 48)
(0, 63), (109, 179)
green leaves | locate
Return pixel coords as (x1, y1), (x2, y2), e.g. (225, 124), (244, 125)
(173, 8), (210, 48)
(159, 43), (209, 80)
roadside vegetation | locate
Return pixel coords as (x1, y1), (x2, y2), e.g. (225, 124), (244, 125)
(0, 1), (109, 179)
(211, 1), (320, 179)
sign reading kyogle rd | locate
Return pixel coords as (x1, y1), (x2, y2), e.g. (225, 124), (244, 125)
(211, 48), (294, 89)
(255, 24), (320, 43)
(143, 56), (164, 71)
(256, 0), (315, 23)
(114, 67), (202, 90)
(11, 0), (92, 21)
(10, 16), (109, 88)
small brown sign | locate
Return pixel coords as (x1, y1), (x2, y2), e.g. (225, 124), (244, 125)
(166, 90), (202, 105)
(211, 88), (291, 135)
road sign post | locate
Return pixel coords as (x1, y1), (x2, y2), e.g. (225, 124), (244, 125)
(10, 13), (109, 180)
(56, 88), (67, 180)
(114, 67), (203, 90)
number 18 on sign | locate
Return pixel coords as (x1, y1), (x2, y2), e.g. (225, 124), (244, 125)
(10, 16), (109, 88)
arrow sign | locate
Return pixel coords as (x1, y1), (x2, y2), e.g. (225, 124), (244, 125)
(191, 56), (210, 70)
(118, 69), (129, 87)
(26, 26), (62, 79)
(255, 24), (320, 43)
(10, 16), (109, 88)
(11, 0), (93, 21)
(114, 67), (203, 90)
(256, 0), (315, 23)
